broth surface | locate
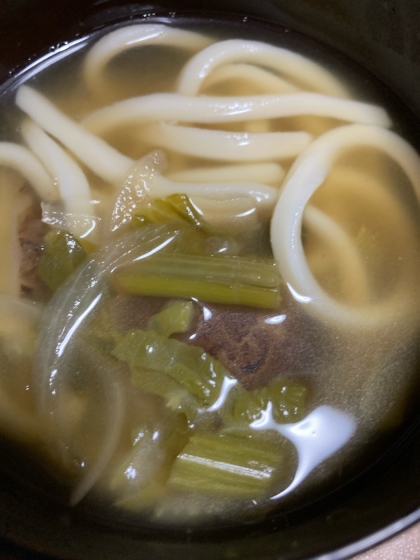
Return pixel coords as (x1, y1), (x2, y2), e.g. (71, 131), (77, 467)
(0, 16), (419, 529)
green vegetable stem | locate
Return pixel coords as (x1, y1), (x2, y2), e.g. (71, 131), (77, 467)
(113, 253), (282, 309)
(168, 432), (284, 498)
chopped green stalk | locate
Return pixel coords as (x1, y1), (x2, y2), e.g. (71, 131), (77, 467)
(233, 378), (307, 425)
(118, 253), (281, 289)
(148, 301), (194, 337)
(113, 252), (282, 309)
(113, 329), (231, 407)
(114, 275), (280, 309)
(168, 432), (284, 498)
(37, 230), (87, 292)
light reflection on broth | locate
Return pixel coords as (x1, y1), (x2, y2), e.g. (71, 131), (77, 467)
(0, 18), (418, 528)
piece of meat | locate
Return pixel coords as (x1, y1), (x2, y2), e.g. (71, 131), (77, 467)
(18, 199), (49, 300)
(108, 294), (324, 392)
(177, 302), (305, 390)
(185, 301), (324, 390)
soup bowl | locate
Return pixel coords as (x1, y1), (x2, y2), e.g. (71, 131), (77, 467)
(0, 1), (419, 558)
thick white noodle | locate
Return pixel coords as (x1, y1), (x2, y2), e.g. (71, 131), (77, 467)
(271, 124), (420, 328)
(83, 92), (391, 136)
(177, 39), (349, 97)
(16, 86), (133, 184)
(167, 162), (285, 185)
(84, 24), (212, 96)
(22, 121), (95, 238)
(138, 123), (312, 161)
(0, 141), (56, 200)
(203, 63), (299, 94)
(152, 173), (277, 209)
(303, 204), (370, 304)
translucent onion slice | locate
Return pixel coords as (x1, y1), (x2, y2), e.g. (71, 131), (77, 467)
(111, 151), (278, 233)
(70, 367), (125, 506)
(34, 226), (180, 503)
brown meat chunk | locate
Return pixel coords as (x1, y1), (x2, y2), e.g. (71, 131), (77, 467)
(172, 303), (286, 390)
(18, 201), (49, 300)
(178, 301), (324, 391)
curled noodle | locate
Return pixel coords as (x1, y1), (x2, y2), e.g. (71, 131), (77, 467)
(271, 124), (420, 328)
(177, 39), (349, 97)
(202, 63), (300, 94)
(84, 24), (212, 96)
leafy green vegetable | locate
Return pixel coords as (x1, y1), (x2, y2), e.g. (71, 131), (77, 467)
(37, 230), (87, 292)
(113, 330), (230, 412)
(232, 378), (307, 425)
(148, 301), (194, 337)
(168, 432), (284, 498)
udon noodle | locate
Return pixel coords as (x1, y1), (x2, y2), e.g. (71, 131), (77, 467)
(0, 21), (419, 525)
